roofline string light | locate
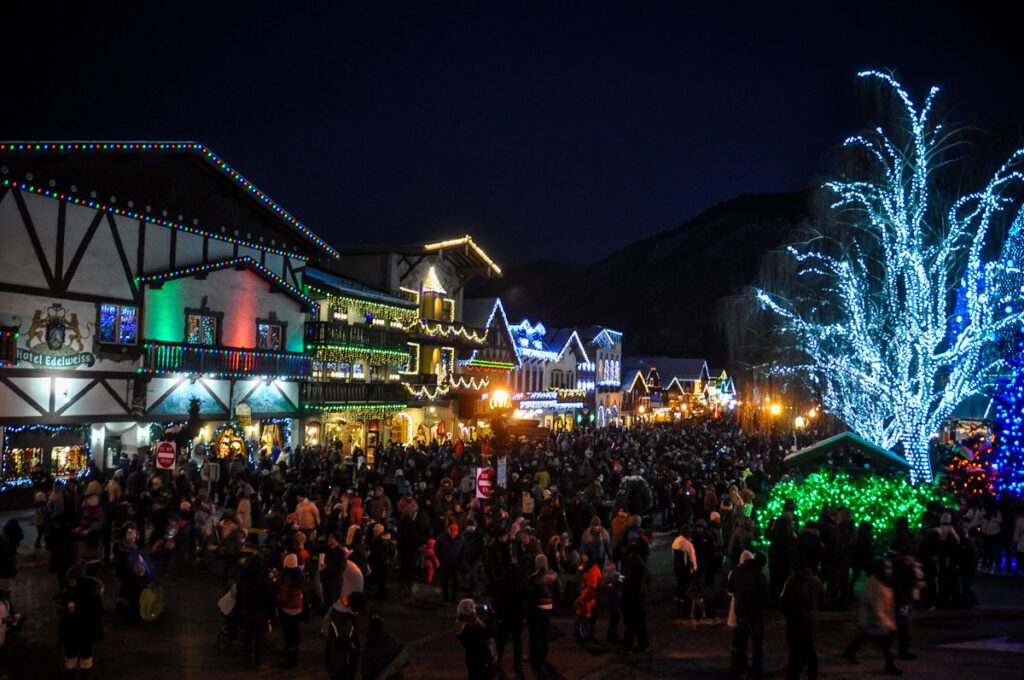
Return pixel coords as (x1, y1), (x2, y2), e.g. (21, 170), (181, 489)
(135, 256), (317, 309)
(423, 235), (502, 275)
(0, 142), (339, 259)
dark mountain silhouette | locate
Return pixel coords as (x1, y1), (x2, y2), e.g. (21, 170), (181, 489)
(469, 191), (811, 365)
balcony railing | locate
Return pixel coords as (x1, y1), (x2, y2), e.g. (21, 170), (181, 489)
(141, 342), (311, 378)
(305, 321), (408, 351)
(301, 381), (408, 405)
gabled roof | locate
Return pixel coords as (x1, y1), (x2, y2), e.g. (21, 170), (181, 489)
(305, 268), (415, 309)
(136, 256), (317, 309)
(624, 356), (709, 382)
(463, 298), (521, 369)
(585, 327), (623, 348)
(783, 432), (910, 471)
(625, 369), (649, 393)
(509, 318), (558, 360)
(544, 328), (590, 364)
(0, 142), (337, 260)
(342, 235), (502, 279)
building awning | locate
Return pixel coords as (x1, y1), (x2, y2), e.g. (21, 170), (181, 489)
(783, 431), (910, 470)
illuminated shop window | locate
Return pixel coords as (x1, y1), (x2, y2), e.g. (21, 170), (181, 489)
(2, 447), (43, 481)
(51, 445), (88, 477)
(99, 304), (139, 345)
(186, 309), (220, 346)
(256, 318), (286, 351)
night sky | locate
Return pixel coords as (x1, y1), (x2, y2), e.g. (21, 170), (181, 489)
(3, 3), (1022, 266)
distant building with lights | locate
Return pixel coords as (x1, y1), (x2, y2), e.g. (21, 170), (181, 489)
(307, 236), (502, 446)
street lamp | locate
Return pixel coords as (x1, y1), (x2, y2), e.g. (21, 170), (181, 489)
(769, 403), (782, 416)
(793, 415), (807, 450)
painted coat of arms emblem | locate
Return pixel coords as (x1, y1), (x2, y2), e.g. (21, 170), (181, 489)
(19, 303), (95, 368)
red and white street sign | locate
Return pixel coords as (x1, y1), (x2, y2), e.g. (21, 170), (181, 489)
(155, 441), (176, 470)
(476, 467), (494, 500)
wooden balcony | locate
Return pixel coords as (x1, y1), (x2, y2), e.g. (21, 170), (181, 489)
(141, 342), (311, 378)
(305, 321), (408, 351)
(300, 381), (408, 405)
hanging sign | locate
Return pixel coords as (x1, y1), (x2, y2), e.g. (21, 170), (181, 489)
(497, 457), (508, 488)
(155, 441), (176, 470)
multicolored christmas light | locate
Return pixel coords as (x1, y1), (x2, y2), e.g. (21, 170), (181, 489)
(136, 257), (317, 309)
(941, 450), (996, 500)
(0, 142), (338, 259)
(757, 71), (1024, 484)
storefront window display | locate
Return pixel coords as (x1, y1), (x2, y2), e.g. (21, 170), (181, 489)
(211, 423), (250, 459)
(2, 447), (43, 482)
(51, 445), (89, 477)
(305, 422), (321, 446)
(2, 425), (91, 486)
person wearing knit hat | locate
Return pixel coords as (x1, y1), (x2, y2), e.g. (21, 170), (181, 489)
(527, 552), (559, 666)
(57, 560), (104, 678)
(726, 549), (768, 678)
(454, 598), (492, 680)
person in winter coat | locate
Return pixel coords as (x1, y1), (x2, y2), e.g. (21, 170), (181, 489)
(621, 552), (652, 653)
(574, 552), (602, 641)
(727, 551), (768, 678)
(527, 554), (560, 666)
(610, 507), (632, 565)
(826, 508), (855, 610)
(276, 553), (305, 669)
(368, 487), (393, 524)
(462, 522), (486, 597)
(321, 532), (347, 609)
(235, 555), (274, 670)
(74, 484), (105, 575)
(768, 512), (797, 606)
(361, 615), (406, 680)
(843, 557), (902, 675)
(891, 554), (919, 661)
(57, 561), (104, 679)
(323, 591), (368, 680)
(672, 526), (698, 611)
(849, 520), (875, 602)
(602, 562), (624, 643)
(493, 563), (528, 673)
(781, 560), (822, 680)
(368, 524), (395, 600)
(455, 598), (495, 680)
(435, 523), (466, 603)
(580, 517), (612, 568)
(397, 505), (423, 580)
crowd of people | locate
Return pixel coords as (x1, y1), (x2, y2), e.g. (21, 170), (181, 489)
(1, 418), (1023, 679)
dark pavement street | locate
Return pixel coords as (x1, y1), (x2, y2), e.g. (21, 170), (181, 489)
(2, 513), (1023, 680)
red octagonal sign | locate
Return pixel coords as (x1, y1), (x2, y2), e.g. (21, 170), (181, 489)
(155, 441), (176, 470)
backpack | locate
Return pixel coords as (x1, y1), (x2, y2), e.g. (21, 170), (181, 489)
(325, 610), (360, 675)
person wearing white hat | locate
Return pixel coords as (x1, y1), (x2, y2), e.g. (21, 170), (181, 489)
(276, 553), (304, 668)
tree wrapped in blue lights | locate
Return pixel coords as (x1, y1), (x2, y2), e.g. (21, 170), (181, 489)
(993, 338), (1024, 497)
(757, 71), (1024, 484)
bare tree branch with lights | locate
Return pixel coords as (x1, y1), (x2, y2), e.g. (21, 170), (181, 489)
(756, 71), (1024, 483)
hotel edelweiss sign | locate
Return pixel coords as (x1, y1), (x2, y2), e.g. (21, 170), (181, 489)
(18, 303), (96, 368)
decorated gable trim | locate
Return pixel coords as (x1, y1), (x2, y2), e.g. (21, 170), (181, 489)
(136, 257), (317, 309)
(0, 142), (339, 260)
